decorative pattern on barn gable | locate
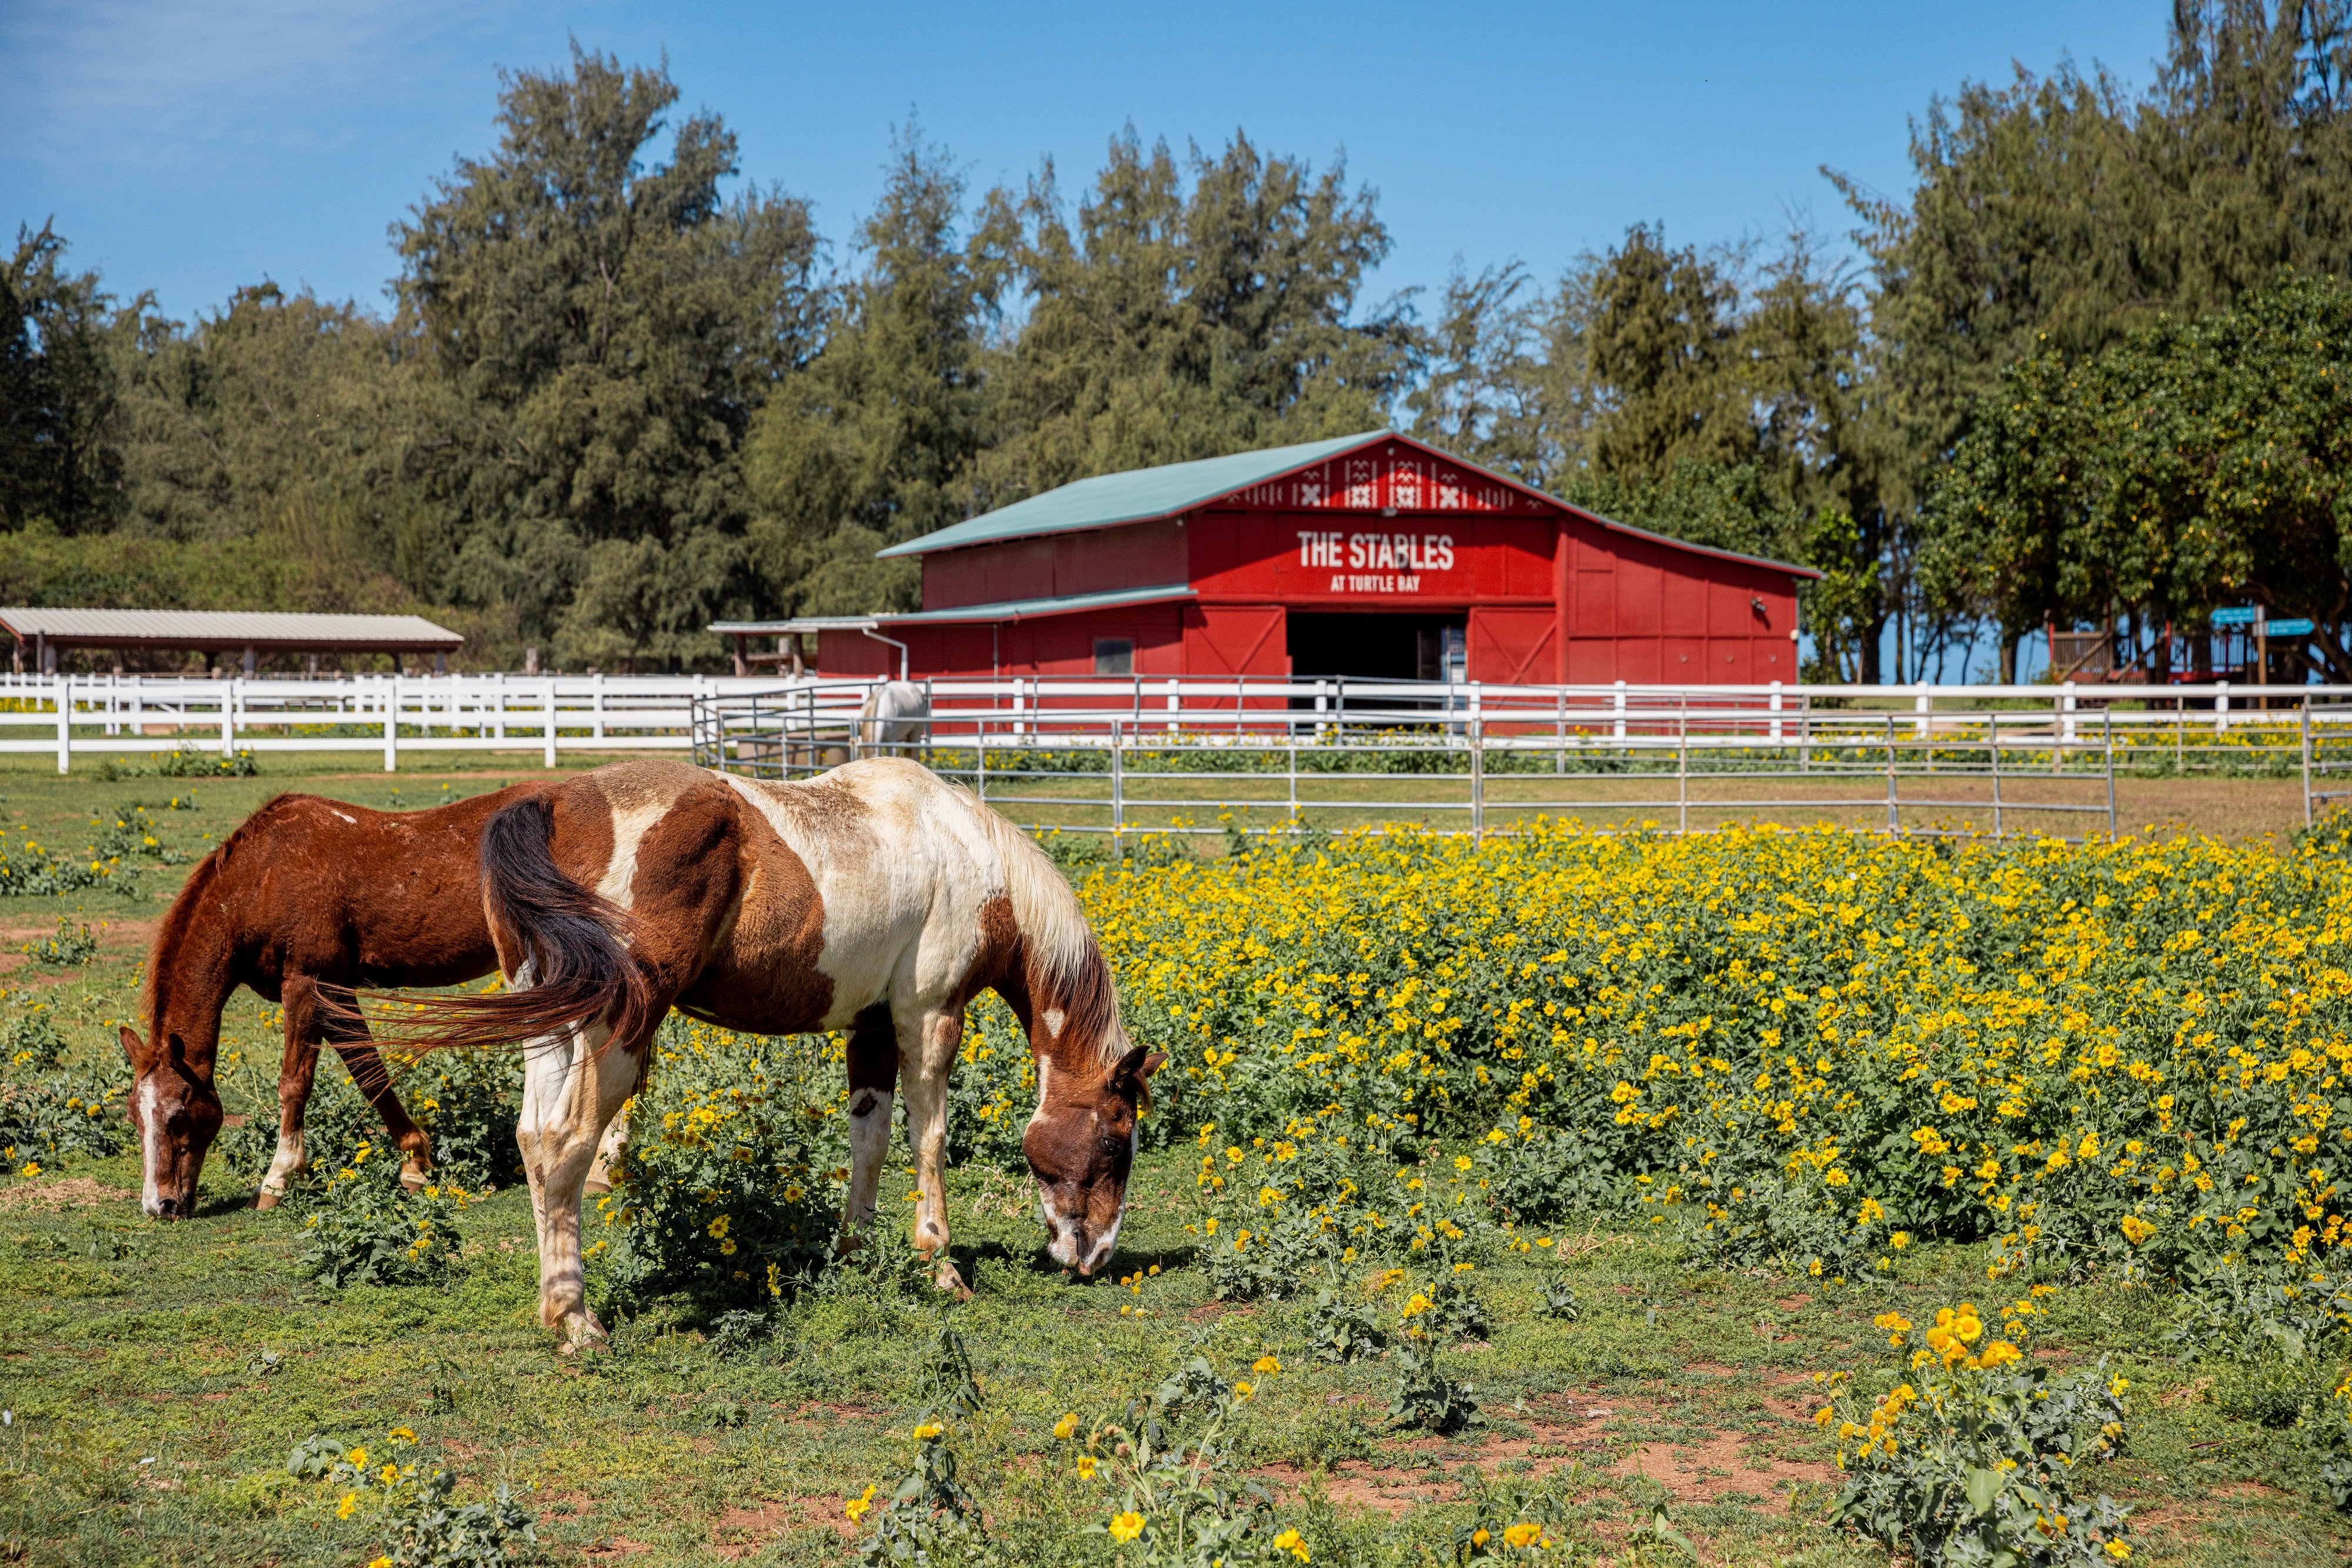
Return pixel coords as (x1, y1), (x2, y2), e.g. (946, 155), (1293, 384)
(1230, 443), (1543, 514)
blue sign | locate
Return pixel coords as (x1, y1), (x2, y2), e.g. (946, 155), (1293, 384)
(2267, 617), (2316, 636)
(2211, 606), (2260, 626)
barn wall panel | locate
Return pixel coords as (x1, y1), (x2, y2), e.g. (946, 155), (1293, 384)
(1056, 520), (1186, 599)
(1468, 607), (1558, 685)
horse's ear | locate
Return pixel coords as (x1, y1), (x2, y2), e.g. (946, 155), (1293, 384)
(1110, 1048), (1167, 1107)
(119, 1026), (146, 1066)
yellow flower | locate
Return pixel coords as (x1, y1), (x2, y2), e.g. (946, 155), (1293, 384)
(720, 1238), (738, 1255)
(369, 1558), (392, 1568)
(2119, 1215), (2154, 1246)
(1075, 1455), (1099, 1478)
(1502, 1521), (1542, 1548)
(1109, 1510), (1145, 1542)
(1472, 1528), (1491, 1546)
(2104, 1542), (2132, 1561)
(912, 1422), (944, 1440)
(346, 1446), (368, 1469)
(1053, 1412), (1080, 1440)
(1234, 1380), (1255, 1398)
(1273, 1526), (1310, 1561)
(707, 1215), (729, 1239)
(846, 1483), (876, 1523)
(1252, 1355), (1282, 1375)
(337, 1492), (358, 1519)
(386, 1426), (415, 1443)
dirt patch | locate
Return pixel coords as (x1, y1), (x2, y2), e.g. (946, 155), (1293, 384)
(1611, 1432), (1836, 1504)
(710, 1495), (858, 1556)
(580, 1537), (652, 1559)
(0, 1176), (135, 1212)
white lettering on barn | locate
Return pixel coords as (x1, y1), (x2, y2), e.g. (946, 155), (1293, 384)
(1300, 531), (1455, 592)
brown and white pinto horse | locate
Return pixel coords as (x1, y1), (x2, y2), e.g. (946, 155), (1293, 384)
(400, 756), (1161, 1350)
(124, 783), (552, 1218)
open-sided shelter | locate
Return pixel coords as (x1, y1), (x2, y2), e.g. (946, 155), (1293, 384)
(0, 609), (465, 674)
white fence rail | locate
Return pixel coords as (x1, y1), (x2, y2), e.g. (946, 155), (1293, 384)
(0, 671), (753, 772)
(3, 671), (2347, 814)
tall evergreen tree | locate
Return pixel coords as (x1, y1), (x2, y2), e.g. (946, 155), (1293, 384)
(0, 223), (127, 535)
(967, 129), (1408, 503)
(741, 126), (996, 617)
(394, 45), (820, 666)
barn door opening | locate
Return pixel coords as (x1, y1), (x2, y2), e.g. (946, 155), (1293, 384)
(1288, 612), (1465, 716)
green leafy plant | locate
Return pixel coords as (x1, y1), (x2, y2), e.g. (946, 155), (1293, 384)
(1537, 1278), (1581, 1320)
(289, 1427), (534, 1567)
(1388, 1336), (1478, 1435)
(1305, 1285), (1387, 1363)
(1043, 1353), (1307, 1567)
(596, 1018), (841, 1312)
(1823, 1296), (2133, 1567)
(19, 920), (97, 967)
(296, 1141), (469, 1288)
(0, 1008), (125, 1173)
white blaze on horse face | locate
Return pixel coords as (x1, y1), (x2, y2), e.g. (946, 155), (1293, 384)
(137, 1077), (164, 1216)
(1040, 1007), (1065, 1040)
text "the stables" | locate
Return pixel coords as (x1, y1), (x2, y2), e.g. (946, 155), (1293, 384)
(1295, 530), (1456, 571)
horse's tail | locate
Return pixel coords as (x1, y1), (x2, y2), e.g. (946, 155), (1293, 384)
(360, 793), (656, 1052)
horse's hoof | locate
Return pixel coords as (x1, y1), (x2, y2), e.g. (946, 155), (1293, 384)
(253, 1189), (281, 1211)
(932, 1262), (972, 1300)
(399, 1159), (427, 1193)
(559, 1310), (609, 1355)
(583, 1177), (612, 1197)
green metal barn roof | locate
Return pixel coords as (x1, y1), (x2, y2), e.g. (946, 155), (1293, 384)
(873, 429), (1820, 580)
(873, 431), (1382, 559)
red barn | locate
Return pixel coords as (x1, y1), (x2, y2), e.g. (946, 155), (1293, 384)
(800, 430), (1815, 686)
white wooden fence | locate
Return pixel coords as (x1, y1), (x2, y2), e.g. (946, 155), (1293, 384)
(2, 670), (2344, 793)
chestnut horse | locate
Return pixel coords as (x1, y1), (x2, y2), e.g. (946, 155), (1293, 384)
(123, 783), (552, 1219)
(396, 756), (1161, 1350)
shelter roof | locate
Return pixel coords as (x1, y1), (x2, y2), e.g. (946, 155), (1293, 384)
(0, 608), (464, 653)
(873, 429), (1819, 580)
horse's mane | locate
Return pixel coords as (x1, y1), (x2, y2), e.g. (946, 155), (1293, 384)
(973, 803), (1124, 1066)
(141, 793), (320, 1043)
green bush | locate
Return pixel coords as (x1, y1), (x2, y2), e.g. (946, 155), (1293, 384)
(289, 1428), (536, 1567)
(295, 1142), (469, 1288)
(219, 1047), (522, 1192)
(596, 1018), (844, 1312)
(0, 1007), (126, 1173)
(1825, 1298), (2134, 1567)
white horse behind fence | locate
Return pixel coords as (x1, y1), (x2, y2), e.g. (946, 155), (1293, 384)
(856, 680), (930, 757)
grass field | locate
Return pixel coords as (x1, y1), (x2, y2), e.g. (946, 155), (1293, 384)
(0, 751), (2347, 1567)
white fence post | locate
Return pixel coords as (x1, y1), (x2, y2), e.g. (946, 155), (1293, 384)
(1613, 679), (1628, 745)
(383, 675), (399, 772)
(55, 674), (70, 774)
(493, 672), (506, 740)
(543, 678), (558, 768)
(592, 671), (606, 743)
(222, 678), (236, 755)
(2216, 680), (2232, 734)
(1769, 680), (1783, 745)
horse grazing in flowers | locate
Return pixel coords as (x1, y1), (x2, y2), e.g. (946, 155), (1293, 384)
(123, 783), (553, 1219)
(391, 755), (1161, 1351)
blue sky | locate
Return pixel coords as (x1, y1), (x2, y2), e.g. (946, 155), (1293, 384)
(5, 1), (2174, 325)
